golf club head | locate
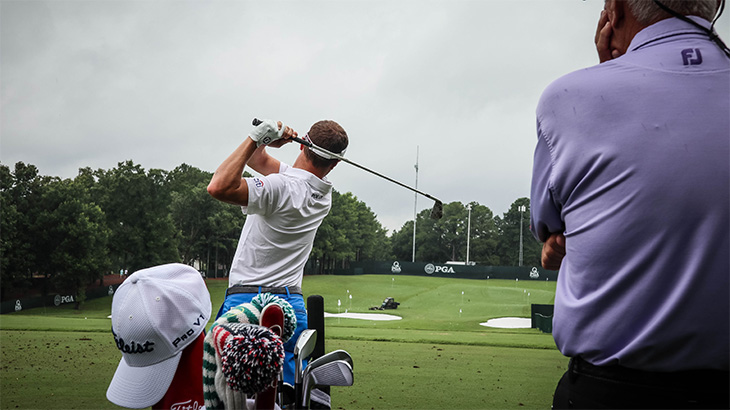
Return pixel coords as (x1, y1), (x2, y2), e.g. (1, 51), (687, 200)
(307, 350), (353, 371)
(294, 329), (317, 384)
(302, 360), (354, 408)
(431, 200), (443, 219)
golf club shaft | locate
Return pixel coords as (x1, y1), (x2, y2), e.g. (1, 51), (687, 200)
(252, 118), (442, 204)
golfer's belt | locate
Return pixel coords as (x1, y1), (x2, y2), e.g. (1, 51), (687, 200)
(226, 284), (303, 296)
(570, 356), (729, 388)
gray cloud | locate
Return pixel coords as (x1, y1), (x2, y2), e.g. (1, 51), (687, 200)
(3, 0), (727, 232)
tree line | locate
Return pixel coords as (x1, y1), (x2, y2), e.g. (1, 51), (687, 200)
(0, 160), (541, 302)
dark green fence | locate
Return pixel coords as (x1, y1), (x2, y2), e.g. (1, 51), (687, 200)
(329, 261), (558, 282)
(1, 283), (121, 314)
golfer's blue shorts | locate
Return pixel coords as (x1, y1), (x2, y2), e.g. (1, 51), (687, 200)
(215, 290), (308, 386)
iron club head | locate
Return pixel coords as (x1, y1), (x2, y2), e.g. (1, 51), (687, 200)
(294, 328), (318, 409)
(302, 360), (354, 409)
(431, 200), (443, 219)
(294, 329), (317, 384)
(306, 350), (353, 371)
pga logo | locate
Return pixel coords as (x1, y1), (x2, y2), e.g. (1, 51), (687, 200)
(54, 294), (75, 306)
(424, 264), (455, 275)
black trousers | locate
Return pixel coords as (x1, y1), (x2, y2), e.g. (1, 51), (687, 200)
(553, 357), (730, 409)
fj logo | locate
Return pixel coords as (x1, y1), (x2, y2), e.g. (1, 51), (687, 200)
(681, 48), (702, 66)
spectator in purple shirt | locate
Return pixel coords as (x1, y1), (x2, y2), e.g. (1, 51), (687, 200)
(530, 0), (729, 408)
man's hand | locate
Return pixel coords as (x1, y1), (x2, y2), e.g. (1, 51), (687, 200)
(250, 119), (295, 147)
(265, 121), (297, 148)
(595, 10), (622, 63)
(541, 233), (566, 271)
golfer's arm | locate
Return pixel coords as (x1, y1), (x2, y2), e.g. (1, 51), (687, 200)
(247, 145), (282, 176)
(207, 137), (259, 206)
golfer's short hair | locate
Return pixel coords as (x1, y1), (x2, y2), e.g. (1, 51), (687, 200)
(627, 0), (719, 25)
(306, 120), (349, 169)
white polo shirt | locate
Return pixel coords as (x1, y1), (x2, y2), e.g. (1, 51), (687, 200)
(228, 163), (333, 288)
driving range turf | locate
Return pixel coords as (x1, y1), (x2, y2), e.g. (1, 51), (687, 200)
(0, 274), (567, 409)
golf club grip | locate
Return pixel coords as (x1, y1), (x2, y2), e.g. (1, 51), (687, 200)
(307, 295), (325, 360)
(307, 295), (329, 405)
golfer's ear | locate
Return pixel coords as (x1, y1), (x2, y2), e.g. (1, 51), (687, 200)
(607, 0), (624, 29)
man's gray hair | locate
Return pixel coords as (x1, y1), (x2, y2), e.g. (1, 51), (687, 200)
(627, 0), (719, 25)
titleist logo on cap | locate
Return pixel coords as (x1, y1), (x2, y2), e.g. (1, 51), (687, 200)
(113, 329), (155, 353)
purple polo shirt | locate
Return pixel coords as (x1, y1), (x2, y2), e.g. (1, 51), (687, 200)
(530, 17), (729, 372)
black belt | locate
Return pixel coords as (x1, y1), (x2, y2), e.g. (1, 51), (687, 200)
(226, 284), (302, 296)
(570, 356), (729, 390)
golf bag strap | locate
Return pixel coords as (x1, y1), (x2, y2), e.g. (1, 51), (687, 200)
(226, 284), (302, 296)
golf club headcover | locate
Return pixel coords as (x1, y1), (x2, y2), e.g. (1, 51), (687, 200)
(203, 302), (261, 409)
(250, 293), (297, 343)
(203, 295), (294, 409)
(218, 323), (284, 394)
(249, 118), (284, 147)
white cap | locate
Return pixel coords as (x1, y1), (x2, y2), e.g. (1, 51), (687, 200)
(302, 133), (347, 160)
(106, 263), (212, 408)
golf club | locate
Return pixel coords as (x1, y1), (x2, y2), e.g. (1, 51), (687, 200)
(293, 329), (317, 410)
(307, 295), (325, 361)
(298, 350), (354, 408)
(306, 295), (328, 406)
(306, 350), (353, 371)
(301, 360), (354, 409)
(252, 118), (444, 219)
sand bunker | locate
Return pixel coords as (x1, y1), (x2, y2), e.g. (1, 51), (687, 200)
(324, 312), (402, 321)
(322, 313), (528, 327)
(480, 317), (531, 329)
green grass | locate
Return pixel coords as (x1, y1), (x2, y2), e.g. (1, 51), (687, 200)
(0, 275), (567, 409)
(302, 275), (556, 332)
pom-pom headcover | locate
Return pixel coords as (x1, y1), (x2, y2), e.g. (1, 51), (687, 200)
(214, 322), (285, 396)
(203, 293), (298, 409)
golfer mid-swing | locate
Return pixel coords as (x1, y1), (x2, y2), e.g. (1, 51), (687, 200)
(207, 118), (348, 385)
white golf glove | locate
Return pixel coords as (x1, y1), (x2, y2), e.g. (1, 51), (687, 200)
(249, 119), (284, 147)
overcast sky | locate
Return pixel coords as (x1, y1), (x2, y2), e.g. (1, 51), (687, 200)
(2, 0), (728, 232)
